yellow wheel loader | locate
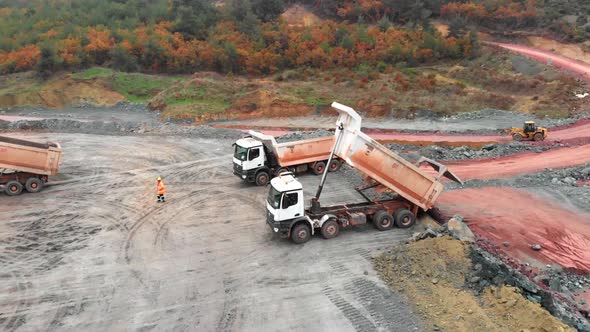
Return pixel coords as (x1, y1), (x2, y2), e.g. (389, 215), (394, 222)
(510, 121), (547, 142)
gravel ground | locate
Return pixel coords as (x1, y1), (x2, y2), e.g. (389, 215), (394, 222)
(0, 131), (424, 332)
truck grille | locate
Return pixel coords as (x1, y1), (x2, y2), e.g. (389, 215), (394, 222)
(233, 163), (242, 172)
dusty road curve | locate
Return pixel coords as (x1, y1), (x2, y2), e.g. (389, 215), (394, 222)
(440, 144), (590, 180)
(485, 41), (590, 81)
(0, 133), (423, 331)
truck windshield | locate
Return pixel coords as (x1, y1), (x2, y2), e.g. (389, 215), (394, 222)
(234, 145), (248, 161)
(267, 186), (283, 209)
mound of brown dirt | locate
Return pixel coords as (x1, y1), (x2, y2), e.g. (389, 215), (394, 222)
(38, 76), (125, 107)
(228, 89), (313, 118)
(0, 73), (124, 108)
(374, 237), (574, 332)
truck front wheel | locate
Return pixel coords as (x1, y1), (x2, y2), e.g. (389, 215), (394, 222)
(255, 171), (270, 186)
(5, 181), (23, 196)
(321, 219), (340, 239)
(394, 209), (416, 228)
(291, 223), (311, 244)
(373, 210), (394, 231)
(25, 177), (44, 193)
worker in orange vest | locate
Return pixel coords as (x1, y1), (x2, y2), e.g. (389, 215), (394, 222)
(157, 176), (166, 203)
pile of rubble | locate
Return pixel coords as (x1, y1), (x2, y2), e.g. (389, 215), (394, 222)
(411, 215), (475, 243)
(411, 215), (590, 331)
(275, 129), (333, 143)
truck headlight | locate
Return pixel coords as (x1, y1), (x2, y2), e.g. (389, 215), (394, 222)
(273, 228), (279, 232)
(242, 175), (246, 179)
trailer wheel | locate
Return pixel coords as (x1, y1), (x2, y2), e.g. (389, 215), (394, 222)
(5, 181), (23, 196)
(321, 219), (340, 239)
(25, 178), (44, 193)
(291, 223), (311, 244)
(255, 171), (270, 186)
(373, 210), (394, 231)
(328, 159), (342, 172)
(311, 161), (326, 175)
(394, 209), (416, 229)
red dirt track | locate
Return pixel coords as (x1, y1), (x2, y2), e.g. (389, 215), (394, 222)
(485, 41), (590, 82)
(235, 119), (590, 145)
(445, 144), (590, 180)
(436, 187), (590, 273)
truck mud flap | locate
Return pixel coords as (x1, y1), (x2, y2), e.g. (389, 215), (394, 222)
(415, 157), (463, 185)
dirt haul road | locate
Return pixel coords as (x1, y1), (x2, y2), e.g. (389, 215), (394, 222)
(436, 187), (590, 273)
(219, 119), (590, 145)
(0, 133), (423, 332)
(438, 144), (590, 180)
(485, 41), (590, 82)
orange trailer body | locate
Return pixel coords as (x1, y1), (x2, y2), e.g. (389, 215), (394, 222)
(0, 136), (62, 176)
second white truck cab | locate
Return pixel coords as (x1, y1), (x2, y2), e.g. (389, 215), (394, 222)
(233, 137), (269, 185)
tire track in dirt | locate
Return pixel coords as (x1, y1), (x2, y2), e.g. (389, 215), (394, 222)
(217, 278), (238, 332)
(322, 286), (377, 332)
(0, 272), (30, 332)
(345, 278), (420, 331)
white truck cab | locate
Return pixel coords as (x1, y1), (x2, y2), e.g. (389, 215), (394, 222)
(233, 137), (269, 185)
(266, 173), (311, 239)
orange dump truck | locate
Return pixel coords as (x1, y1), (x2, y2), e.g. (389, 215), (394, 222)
(0, 136), (62, 196)
(265, 102), (462, 243)
(233, 131), (342, 186)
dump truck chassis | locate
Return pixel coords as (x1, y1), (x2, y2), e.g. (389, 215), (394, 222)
(268, 197), (417, 244)
(0, 171), (48, 195)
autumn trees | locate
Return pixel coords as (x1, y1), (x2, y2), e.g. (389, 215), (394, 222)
(0, 0), (481, 77)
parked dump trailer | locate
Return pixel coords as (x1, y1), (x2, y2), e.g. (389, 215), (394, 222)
(233, 130), (342, 186)
(0, 136), (62, 196)
(265, 102), (462, 243)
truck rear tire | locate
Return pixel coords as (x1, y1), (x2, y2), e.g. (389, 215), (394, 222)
(291, 223), (311, 244)
(255, 171), (270, 186)
(533, 132), (543, 142)
(5, 180), (23, 196)
(311, 162), (326, 175)
(321, 219), (340, 239)
(328, 159), (342, 172)
(25, 177), (43, 193)
(394, 209), (416, 228)
(373, 210), (394, 231)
